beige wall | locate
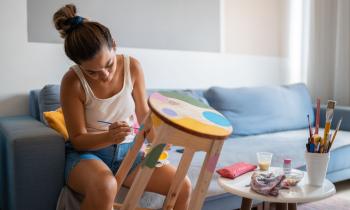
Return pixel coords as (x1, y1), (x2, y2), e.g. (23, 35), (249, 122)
(0, 0), (284, 116)
(224, 0), (288, 57)
(0, 0), (286, 116)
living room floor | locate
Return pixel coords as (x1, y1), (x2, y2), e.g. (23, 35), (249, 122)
(335, 179), (350, 198)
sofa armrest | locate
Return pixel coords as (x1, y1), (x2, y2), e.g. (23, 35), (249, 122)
(0, 116), (65, 210)
(314, 105), (350, 131)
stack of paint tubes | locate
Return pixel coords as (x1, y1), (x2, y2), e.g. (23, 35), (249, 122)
(306, 99), (342, 153)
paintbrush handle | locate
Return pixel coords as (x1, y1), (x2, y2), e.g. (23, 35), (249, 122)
(330, 118), (342, 144)
(307, 114), (313, 138)
(97, 120), (112, 125)
(315, 98), (320, 134)
(327, 118), (342, 152)
(98, 120), (140, 129)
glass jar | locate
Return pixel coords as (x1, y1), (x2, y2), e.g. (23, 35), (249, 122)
(283, 159), (292, 175)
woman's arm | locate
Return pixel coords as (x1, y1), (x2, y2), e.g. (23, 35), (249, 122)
(60, 69), (130, 151)
(130, 57), (155, 141)
(130, 58), (149, 122)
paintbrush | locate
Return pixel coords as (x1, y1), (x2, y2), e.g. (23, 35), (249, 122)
(321, 100), (336, 153)
(315, 98), (321, 135)
(97, 120), (140, 129)
(307, 114), (313, 139)
(327, 118), (342, 152)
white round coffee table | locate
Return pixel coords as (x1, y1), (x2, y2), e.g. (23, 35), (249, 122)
(218, 167), (336, 210)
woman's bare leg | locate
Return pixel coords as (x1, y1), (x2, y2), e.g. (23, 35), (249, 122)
(67, 159), (118, 210)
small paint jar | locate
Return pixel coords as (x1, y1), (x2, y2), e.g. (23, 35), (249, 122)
(283, 159), (292, 175)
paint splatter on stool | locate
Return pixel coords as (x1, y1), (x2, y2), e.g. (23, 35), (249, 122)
(148, 91), (233, 139)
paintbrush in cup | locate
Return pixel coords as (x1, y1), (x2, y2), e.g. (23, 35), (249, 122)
(327, 118), (342, 152)
(321, 100), (336, 153)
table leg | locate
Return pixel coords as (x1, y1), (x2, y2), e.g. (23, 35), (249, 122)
(241, 197), (253, 210)
(288, 203), (297, 210)
(276, 203), (288, 210)
(256, 203), (263, 210)
(263, 202), (270, 210)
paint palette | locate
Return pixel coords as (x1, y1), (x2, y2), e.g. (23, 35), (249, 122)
(148, 91), (233, 139)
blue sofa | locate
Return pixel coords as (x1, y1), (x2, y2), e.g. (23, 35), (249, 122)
(1, 83), (350, 210)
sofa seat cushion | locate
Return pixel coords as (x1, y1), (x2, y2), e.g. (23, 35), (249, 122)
(204, 83), (315, 136)
(126, 128), (350, 209)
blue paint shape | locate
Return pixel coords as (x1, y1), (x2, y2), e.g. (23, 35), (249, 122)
(162, 108), (178, 117)
(176, 149), (184, 153)
(202, 111), (231, 127)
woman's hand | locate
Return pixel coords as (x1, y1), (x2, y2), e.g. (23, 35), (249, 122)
(108, 121), (131, 144)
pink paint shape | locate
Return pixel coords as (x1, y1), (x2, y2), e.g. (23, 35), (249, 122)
(152, 92), (168, 102)
(206, 154), (220, 173)
(168, 100), (180, 105)
(140, 143), (148, 153)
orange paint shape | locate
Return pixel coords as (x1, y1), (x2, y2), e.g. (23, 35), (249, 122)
(151, 113), (164, 128)
(172, 117), (232, 137)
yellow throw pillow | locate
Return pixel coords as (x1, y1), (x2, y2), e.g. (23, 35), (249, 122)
(43, 107), (69, 141)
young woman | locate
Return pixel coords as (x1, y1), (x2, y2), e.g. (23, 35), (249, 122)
(53, 4), (191, 210)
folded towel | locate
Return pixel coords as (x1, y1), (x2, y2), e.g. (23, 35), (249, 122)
(216, 162), (257, 179)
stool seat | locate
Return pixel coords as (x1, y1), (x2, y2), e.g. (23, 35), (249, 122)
(148, 91), (233, 139)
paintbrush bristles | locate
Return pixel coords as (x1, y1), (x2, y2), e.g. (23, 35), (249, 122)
(327, 100), (336, 109)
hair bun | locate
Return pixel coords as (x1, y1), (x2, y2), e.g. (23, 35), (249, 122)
(53, 4), (82, 38)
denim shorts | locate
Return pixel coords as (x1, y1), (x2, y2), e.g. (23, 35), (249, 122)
(64, 141), (143, 184)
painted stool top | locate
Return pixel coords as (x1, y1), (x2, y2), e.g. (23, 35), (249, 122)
(148, 91), (233, 139)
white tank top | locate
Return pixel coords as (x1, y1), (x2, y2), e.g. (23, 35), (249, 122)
(72, 55), (136, 144)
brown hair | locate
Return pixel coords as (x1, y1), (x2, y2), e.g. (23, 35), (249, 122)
(53, 4), (113, 64)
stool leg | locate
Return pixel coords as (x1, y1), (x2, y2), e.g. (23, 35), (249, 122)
(288, 203), (297, 210)
(189, 140), (224, 210)
(276, 203), (288, 210)
(120, 127), (168, 210)
(263, 202), (271, 210)
(115, 113), (152, 194)
(163, 148), (195, 210)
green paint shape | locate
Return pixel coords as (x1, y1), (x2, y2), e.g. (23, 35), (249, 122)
(159, 91), (212, 109)
(142, 144), (166, 168)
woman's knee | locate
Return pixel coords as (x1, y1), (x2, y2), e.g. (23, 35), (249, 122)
(87, 173), (118, 203)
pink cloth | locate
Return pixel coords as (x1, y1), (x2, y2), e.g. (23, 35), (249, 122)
(216, 162), (257, 179)
(250, 172), (286, 196)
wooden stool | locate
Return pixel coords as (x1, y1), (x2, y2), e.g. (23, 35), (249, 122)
(114, 91), (233, 210)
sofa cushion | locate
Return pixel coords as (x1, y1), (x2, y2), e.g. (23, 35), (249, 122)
(43, 107), (69, 140)
(38, 85), (61, 123)
(204, 83), (315, 136)
(29, 90), (41, 121)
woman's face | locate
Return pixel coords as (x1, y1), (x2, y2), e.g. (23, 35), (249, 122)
(79, 46), (117, 82)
